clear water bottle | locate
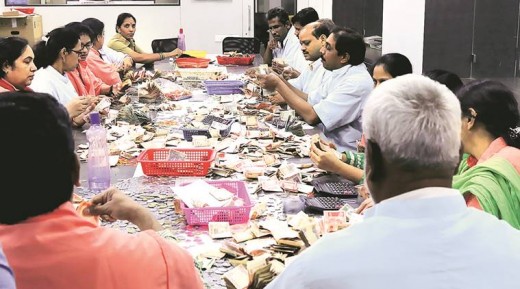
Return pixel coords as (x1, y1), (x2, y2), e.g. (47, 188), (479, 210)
(178, 28), (186, 51)
(86, 112), (110, 191)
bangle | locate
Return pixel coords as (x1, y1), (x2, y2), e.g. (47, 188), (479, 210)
(159, 52), (164, 60)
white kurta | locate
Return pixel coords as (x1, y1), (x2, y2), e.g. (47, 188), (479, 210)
(30, 66), (78, 106)
(267, 187), (520, 289)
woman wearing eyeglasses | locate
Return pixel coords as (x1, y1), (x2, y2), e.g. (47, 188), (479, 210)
(108, 13), (182, 64)
(30, 27), (95, 127)
(64, 22), (120, 98)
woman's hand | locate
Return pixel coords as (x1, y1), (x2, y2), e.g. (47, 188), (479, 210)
(122, 56), (133, 71)
(167, 48), (183, 58)
(111, 83), (122, 97)
(66, 96), (90, 118)
(309, 140), (343, 173)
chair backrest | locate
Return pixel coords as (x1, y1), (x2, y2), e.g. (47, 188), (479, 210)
(151, 38), (178, 53)
(222, 37), (261, 54)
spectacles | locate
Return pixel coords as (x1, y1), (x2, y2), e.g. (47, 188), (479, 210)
(80, 43), (93, 50)
(69, 49), (83, 55)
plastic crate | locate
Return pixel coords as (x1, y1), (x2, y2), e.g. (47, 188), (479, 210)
(137, 148), (216, 176)
(181, 180), (252, 225)
(216, 55), (255, 66)
(182, 115), (235, 141)
(204, 80), (244, 95)
(176, 58), (211, 68)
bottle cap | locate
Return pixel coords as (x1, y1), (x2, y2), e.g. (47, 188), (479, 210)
(179, 28), (183, 34)
(90, 112), (101, 125)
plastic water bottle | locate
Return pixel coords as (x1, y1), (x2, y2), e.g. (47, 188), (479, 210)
(86, 112), (110, 191)
(178, 28), (186, 51)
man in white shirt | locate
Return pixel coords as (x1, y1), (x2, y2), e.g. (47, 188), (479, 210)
(287, 22), (331, 93)
(267, 21), (331, 104)
(263, 7), (307, 73)
(260, 27), (373, 151)
(266, 75), (520, 289)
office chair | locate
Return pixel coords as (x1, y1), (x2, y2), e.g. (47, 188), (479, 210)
(151, 38), (178, 53)
(222, 37), (261, 54)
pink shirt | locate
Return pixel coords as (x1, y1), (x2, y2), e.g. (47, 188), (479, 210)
(0, 202), (204, 289)
(66, 61), (104, 96)
(86, 48), (122, 86)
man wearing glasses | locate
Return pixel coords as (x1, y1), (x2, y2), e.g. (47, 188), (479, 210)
(263, 7), (307, 74)
(65, 22), (121, 98)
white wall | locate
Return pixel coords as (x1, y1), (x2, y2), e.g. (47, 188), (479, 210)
(296, 0), (332, 19)
(0, 0), (249, 53)
(382, 0), (425, 73)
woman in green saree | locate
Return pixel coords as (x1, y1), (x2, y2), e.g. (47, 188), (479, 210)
(453, 80), (520, 229)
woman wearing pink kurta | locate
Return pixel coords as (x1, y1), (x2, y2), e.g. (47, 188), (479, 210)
(0, 92), (204, 289)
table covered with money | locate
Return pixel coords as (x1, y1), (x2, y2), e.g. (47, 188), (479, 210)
(73, 54), (363, 289)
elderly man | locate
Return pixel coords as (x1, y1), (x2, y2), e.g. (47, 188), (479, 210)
(0, 92), (203, 289)
(266, 75), (520, 289)
(263, 7), (307, 73)
(260, 26), (373, 151)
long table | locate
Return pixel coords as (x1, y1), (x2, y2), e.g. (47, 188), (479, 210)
(73, 55), (347, 288)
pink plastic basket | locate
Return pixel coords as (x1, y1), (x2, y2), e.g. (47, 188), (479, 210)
(181, 180), (252, 225)
(137, 148), (215, 176)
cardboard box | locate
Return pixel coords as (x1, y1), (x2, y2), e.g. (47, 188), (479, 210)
(0, 14), (42, 47)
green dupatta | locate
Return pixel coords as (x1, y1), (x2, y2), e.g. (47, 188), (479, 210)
(453, 156), (520, 229)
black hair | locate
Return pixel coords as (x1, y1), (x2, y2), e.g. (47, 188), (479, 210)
(291, 7), (319, 26)
(267, 7), (290, 25)
(331, 26), (366, 66)
(372, 53), (412, 78)
(33, 27), (80, 69)
(317, 18), (335, 32)
(0, 37), (29, 78)
(311, 21), (332, 40)
(82, 18), (105, 45)
(457, 80), (520, 148)
(65, 22), (94, 43)
(423, 69), (463, 94)
(116, 13), (136, 33)
(0, 92), (76, 224)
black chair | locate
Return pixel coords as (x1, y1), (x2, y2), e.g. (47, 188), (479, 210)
(151, 38), (178, 53)
(222, 37), (261, 54)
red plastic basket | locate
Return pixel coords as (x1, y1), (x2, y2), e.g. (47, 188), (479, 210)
(137, 148), (216, 176)
(180, 180), (253, 225)
(216, 55), (255, 66)
(176, 58), (211, 68)
(14, 7), (35, 14)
